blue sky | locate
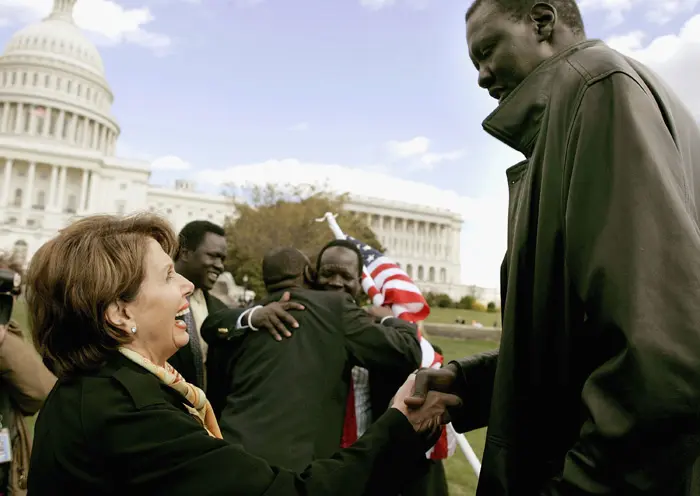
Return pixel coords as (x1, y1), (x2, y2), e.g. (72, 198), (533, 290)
(1, 0), (699, 288)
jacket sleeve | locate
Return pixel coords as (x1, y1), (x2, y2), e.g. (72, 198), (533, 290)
(93, 385), (425, 496)
(543, 73), (700, 494)
(0, 323), (56, 415)
(338, 294), (421, 376)
(448, 350), (498, 432)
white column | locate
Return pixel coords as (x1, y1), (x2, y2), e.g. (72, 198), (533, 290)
(56, 110), (66, 140)
(47, 164), (58, 210)
(1, 159), (13, 206)
(13, 103), (23, 133)
(41, 107), (51, 137)
(91, 124), (100, 150)
(0, 103), (10, 133)
(67, 113), (77, 143)
(56, 166), (67, 212)
(22, 162), (36, 210)
(99, 125), (107, 152)
(28, 106), (38, 135)
(78, 169), (89, 213)
(87, 172), (100, 213)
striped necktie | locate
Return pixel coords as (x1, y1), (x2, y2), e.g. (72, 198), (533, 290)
(182, 295), (205, 389)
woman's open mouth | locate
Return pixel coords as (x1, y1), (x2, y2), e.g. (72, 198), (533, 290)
(175, 305), (190, 329)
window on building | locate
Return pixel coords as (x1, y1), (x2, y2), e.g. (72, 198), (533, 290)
(13, 188), (21, 207)
(429, 267), (435, 282)
(116, 200), (126, 215)
(418, 266), (424, 281)
(440, 268), (447, 283)
(406, 264), (413, 279)
(66, 195), (77, 213)
(36, 190), (46, 210)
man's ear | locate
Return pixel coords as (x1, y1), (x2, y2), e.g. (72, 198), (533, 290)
(530, 2), (557, 42)
(105, 300), (133, 333)
(303, 265), (317, 285)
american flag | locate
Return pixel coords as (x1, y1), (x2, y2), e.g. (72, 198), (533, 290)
(347, 236), (430, 322)
(344, 236), (456, 460)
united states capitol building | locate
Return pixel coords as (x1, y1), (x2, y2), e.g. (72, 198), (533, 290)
(0, 0), (497, 304)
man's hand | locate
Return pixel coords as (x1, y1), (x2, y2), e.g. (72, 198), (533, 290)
(364, 305), (394, 320)
(251, 292), (305, 341)
(404, 364), (459, 408)
(391, 373), (462, 433)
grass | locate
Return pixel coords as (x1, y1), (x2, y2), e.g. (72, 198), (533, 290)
(426, 307), (502, 328)
(11, 300), (499, 495)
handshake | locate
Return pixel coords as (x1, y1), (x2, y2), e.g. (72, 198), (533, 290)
(390, 365), (461, 434)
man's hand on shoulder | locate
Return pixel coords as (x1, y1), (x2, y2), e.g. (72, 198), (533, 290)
(250, 291), (305, 341)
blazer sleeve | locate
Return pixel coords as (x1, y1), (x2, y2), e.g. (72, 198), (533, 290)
(542, 73), (700, 493)
(338, 293), (421, 376)
(90, 384), (424, 496)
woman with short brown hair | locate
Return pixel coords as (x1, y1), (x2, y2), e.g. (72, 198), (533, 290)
(26, 213), (460, 496)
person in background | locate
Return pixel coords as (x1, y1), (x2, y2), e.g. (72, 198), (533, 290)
(169, 220), (228, 390)
(0, 254), (56, 496)
(202, 246), (422, 490)
(409, 0), (700, 494)
(25, 214), (460, 496)
(315, 239), (449, 496)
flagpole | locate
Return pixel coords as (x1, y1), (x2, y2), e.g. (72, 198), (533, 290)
(316, 211), (481, 478)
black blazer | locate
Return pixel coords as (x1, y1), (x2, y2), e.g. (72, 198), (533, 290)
(27, 352), (427, 496)
(168, 291), (227, 388)
(201, 288), (422, 473)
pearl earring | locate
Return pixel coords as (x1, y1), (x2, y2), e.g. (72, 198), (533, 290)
(130, 326), (137, 334)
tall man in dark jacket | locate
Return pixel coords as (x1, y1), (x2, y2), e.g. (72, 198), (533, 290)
(202, 247), (422, 475)
(409, 1), (700, 495)
(169, 220), (228, 390)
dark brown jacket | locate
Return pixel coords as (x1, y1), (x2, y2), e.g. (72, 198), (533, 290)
(449, 39), (700, 495)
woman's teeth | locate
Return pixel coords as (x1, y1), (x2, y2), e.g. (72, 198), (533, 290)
(175, 308), (190, 319)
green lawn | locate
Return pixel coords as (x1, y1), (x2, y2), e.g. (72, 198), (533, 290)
(11, 300), (498, 495)
(427, 307), (501, 328)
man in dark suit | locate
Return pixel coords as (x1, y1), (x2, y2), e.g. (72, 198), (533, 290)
(315, 239), (449, 496)
(169, 220), (229, 390)
(201, 247), (422, 474)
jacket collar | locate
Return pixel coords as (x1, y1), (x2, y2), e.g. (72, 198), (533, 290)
(482, 39), (602, 157)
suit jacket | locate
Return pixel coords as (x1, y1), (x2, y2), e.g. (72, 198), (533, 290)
(28, 352), (427, 496)
(168, 291), (227, 388)
(201, 287), (421, 473)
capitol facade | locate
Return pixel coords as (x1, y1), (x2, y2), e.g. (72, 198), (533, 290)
(0, 0), (496, 304)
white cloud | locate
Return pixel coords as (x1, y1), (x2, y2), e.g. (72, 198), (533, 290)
(646, 0), (699, 24)
(359, 0), (396, 11)
(607, 14), (700, 118)
(151, 155), (192, 171)
(0, 0), (171, 52)
(578, 0), (640, 26)
(384, 136), (464, 170)
(288, 121), (310, 132)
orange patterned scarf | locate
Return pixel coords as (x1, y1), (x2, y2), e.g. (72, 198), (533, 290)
(119, 347), (223, 439)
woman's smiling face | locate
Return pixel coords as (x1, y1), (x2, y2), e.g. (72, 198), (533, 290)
(111, 238), (194, 365)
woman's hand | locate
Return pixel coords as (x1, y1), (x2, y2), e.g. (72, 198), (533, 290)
(391, 373), (462, 432)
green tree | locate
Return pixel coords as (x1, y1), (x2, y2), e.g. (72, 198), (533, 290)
(457, 295), (476, 310)
(224, 183), (383, 297)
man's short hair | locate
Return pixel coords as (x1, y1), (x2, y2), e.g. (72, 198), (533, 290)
(316, 239), (363, 278)
(262, 247), (310, 288)
(177, 220), (225, 254)
(466, 0), (585, 36)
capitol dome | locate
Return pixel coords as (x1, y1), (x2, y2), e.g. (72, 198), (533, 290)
(0, 0), (119, 155)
